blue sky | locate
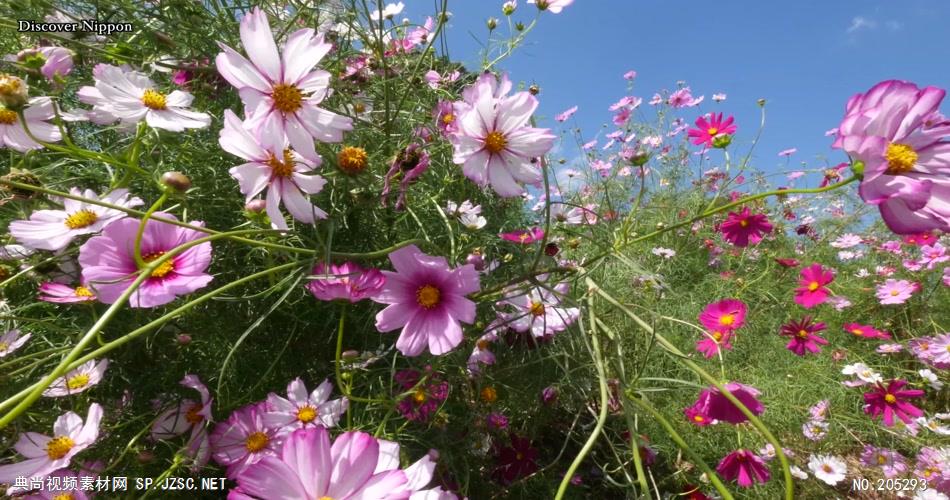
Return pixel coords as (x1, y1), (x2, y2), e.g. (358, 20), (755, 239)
(402, 0), (950, 184)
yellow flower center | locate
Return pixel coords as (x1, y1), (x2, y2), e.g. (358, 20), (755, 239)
(693, 415), (704, 422)
(185, 403), (204, 424)
(797, 329), (809, 338)
(515, 452), (524, 460)
(807, 281), (819, 292)
(529, 301), (546, 317)
(353, 102), (366, 114)
(0, 109), (17, 125)
(271, 83), (304, 114)
(885, 143), (918, 175)
(480, 386), (498, 404)
(0, 342), (7, 352)
(319, 497), (334, 500)
(46, 435), (75, 460)
(719, 314), (735, 326)
(877, 454), (887, 465)
(64, 209), (99, 229)
(52, 494), (75, 500)
(476, 339), (491, 350)
(890, 290), (899, 296)
(66, 373), (90, 390)
(884, 393), (897, 404)
(245, 431), (269, 453)
(296, 405), (317, 424)
(707, 127), (719, 136)
(143, 252), (175, 279)
(412, 388), (427, 405)
(484, 131), (508, 154)
(822, 464), (833, 473)
(337, 146), (368, 174)
(416, 284), (440, 309)
(712, 331), (723, 341)
(739, 219), (748, 227)
(267, 149), (296, 178)
(441, 113), (455, 124)
(851, 328), (864, 336)
(74, 286), (94, 298)
(141, 89), (167, 110)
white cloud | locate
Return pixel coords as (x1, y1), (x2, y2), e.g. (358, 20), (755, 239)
(847, 16), (877, 34)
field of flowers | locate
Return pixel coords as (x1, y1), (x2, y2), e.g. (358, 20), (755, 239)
(0, 0), (948, 499)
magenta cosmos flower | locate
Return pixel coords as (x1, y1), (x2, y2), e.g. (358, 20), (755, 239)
(306, 261), (385, 302)
(716, 449), (770, 488)
(10, 188), (141, 252)
(394, 369), (449, 422)
(0, 97), (62, 152)
(496, 282), (580, 339)
(843, 323), (891, 340)
(698, 299), (747, 331)
(211, 402), (283, 479)
(492, 434), (539, 484)
(696, 329), (734, 359)
(372, 244), (480, 356)
(688, 112), (737, 148)
(230, 426), (446, 499)
(685, 382), (764, 425)
(780, 316), (828, 356)
(262, 378), (348, 435)
(452, 72), (555, 197)
(500, 226), (545, 244)
(42, 359), (108, 398)
(0, 404), (102, 491)
(719, 207), (772, 247)
(38, 282), (97, 303)
(219, 109), (328, 230)
(834, 81), (950, 234)
(876, 278), (915, 304)
(79, 213), (213, 308)
(215, 8), (352, 161)
(0, 329), (31, 358)
(150, 374), (213, 471)
(794, 263), (834, 308)
(864, 379), (925, 427)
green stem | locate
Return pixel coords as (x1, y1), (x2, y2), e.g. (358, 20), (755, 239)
(134, 192), (168, 267)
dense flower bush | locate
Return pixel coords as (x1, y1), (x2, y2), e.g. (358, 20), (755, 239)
(0, 1), (948, 499)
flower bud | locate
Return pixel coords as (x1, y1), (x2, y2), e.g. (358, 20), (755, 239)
(341, 349), (360, 360)
(711, 134), (732, 149)
(175, 333), (192, 345)
(465, 251), (486, 271)
(487, 17), (498, 30)
(544, 242), (560, 257)
(515, 21), (525, 31)
(541, 385), (558, 405)
(851, 160), (865, 178)
(0, 74), (29, 109)
(756, 98), (767, 107)
(528, 84), (539, 95)
(245, 199), (267, 213)
(629, 150), (650, 166)
(160, 171), (192, 192)
(502, 1), (517, 15)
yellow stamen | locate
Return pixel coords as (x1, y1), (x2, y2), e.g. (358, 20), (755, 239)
(707, 127), (719, 136)
(480, 386), (498, 404)
(185, 403), (204, 424)
(267, 149), (296, 178)
(416, 284), (440, 309)
(693, 415), (704, 422)
(271, 83), (303, 113)
(529, 301), (545, 317)
(884, 394), (897, 404)
(822, 464), (833, 473)
(719, 314), (735, 326)
(0, 342), (7, 352)
(66, 373), (90, 390)
(797, 329), (809, 338)
(851, 328), (864, 336)
(807, 281), (819, 292)
(337, 146), (368, 175)
(739, 219), (748, 227)
(0, 109), (17, 125)
(712, 331), (723, 341)
(52, 494), (75, 500)
(412, 389), (427, 404)
(245, 431), (269, 453)
(296, 406), (317, 424)
(877, 455), (887, 465)
(74, 286), (94, 298)
(476, 339), (491, 350)
(64, 209), (99, 229)
(441, 113), (455, 124)
(890, 290), (899, 296)
(46, 436), (75, 460)
(143, 252), (175, 279)
(141, 89), (167, 110)
(885, 143), (918, 175)
(484, 131), (507, 154)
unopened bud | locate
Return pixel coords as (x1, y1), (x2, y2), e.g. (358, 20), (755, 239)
(160, 171), (191, 192)
(528, 84), (539, 95)
(245, 199), (267, 213)
(137, 450), (156, 464)
(465, 252), (486, 271)
(544, 242), (560, 257)
(515, 21), (525, 32)
(851, 160), (865, 178)
(711, 134), (732, 149)
(487, 17), (498, 30)
(630, 150), (650, 166)
(176, 333), (192, 345)
(756, 98), (767, 107)
(0, 74), (29, 109)
(502, 1), (516, 15)
(341, 349), (360, 360)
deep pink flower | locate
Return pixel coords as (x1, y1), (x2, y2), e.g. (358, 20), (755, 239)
(794, 264), (834, 308)
(38, 282), (97, 303)
(686, 382), (764, 425)
(394, 369), (449, 422)
(555, 105), (578, 122)
(215, 8), (352, 161)
(500, 227), (545, 245)
(306, 261), (385, 302)
(719, 207), (772, 247)
(695, 329), (734, 359)
(903, 232), (938, 246)
(843, 323), (891, 340)
(78, 213), (213, 308)
(687, 113), (737, 148)
(863, 379), (925, 427)
(698, 299), (747, 332)
(780, 316), (829, 356)
(716, 449), (770, 488)
(150, 374), (213, 471)
(372, 245), (480, 356)
(451, 73), (555, 197)
(492, 434), (538, 484)
(774, 258), (800, 268)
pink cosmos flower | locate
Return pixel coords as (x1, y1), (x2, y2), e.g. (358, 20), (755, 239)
(231, 426), (447, 499)
(863, 379), (925, 427)
(926, 334), (950, 366)
(10, 188), (142, 252)
(876, 278), (915, 305)
(467, 326), (500, 376)
(0, 404), (102, 492)
(500, 227), (545, 244)
(372, 244), (480, 356)
(719, 207), (772, 247)
(687, 112), (737, 148)
(0, 97), (62, 152)
(262, 378), (348, 435)
(18, 46), (74, 81)
(381, 143), (431, 210)
(920, 243), (949, 269)
(394, 369), (449, 422)
(496, 282), (580, 339)
(698, 299), (747, 332)
(451, 72), (555, 197)
(219, 109), (328, 230)
(913, 447), (950, 491)
(834, 81), (950, 234)
(211, 402), (283, 479)
(215, 8), (352, 161)
(668, 87), (703, 108)
(685, 382), (765, 425)
(37, 282), (97, 303)
(696, 329), (734, 359)
(85, 65), (210, 131)
(555, 105), (578, 122)
(860, 445), (909, 478)
(780, 316), (828, 356)
(803, 419), (829, 441)
(42, 359), (108, 398)
(0, 329), (30, 358)
(843, 323), (891, 340)
(150, 374), (213, 471)
(809, 400), (831, 420)
(716, 449), (770, 488)
(21, 462), (101, 500)
(526, 0), (574, 13)
(623, 70), (637, 80)
(306, 261), (385, 302)
(794, 264), (834, 308)
(904, 232), (938, 246)
(778, 148), (797, 157)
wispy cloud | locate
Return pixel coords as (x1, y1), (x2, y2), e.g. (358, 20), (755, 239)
(847, 16), (877, 34)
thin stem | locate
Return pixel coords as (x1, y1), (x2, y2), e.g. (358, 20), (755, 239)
(133, 192), (168, 267)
